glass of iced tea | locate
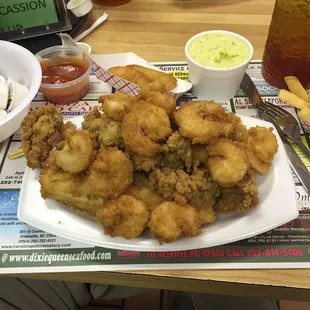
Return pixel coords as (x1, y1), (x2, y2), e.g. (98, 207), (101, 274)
(262, 0), (310, 89)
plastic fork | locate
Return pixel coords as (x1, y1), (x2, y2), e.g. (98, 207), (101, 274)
(255, 102), (310, 158)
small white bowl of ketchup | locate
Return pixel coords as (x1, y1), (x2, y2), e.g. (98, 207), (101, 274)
(36, 46), (92, 104)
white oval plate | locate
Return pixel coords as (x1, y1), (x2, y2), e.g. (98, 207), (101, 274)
(18, 115), (298, 251)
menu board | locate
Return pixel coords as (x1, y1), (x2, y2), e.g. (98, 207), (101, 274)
(0, 0), (72, 41)
(0, 0), (59, 32)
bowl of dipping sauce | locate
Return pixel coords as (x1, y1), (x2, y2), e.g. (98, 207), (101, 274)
(185, 30), (253, 102)
(36, 46), (92, 104)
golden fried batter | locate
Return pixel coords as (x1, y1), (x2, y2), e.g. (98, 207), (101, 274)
(21, 105), (63, 169)
(174, 101), (234, 144)
(122, 103), (172, 157)
(26, 90), (279, 244)
(40, 148), (133, 216)
(228, 112), (249, 143)
(149, 167), (211, 200)
(128, 152), (163, 172)
(216, 171), (259, 214)
(207, 139), (249, 187)
(99, 92), (137, 121)
(96, 195), (150, 239)
(84, 148), (133, 199)
(108, 66), (151, 86)
(138, 81), (176, 116)
(126, 173), (164, 211)
(82, 107), (123, 148)
(127, 65), (177, 91)
(40, 168), (105, 216)
(246, 126), (279, 175)
(161, 131), (192, 172)
(149, 202), (200, 243)
(53, 131), (95, 174)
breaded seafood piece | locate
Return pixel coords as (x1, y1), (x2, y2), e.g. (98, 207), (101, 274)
(99, 92), (137, 121)
(108, 66), (151, 86)
(128, 152), (163, 172)
(189, 177), (219, 225)
(21, 105), (63, 169)
(82, 107), (123, 148)
(227, 112), (249, 143)
(122, 103), (172, 157)
(149, 201), (200, 243)
(40, 148), (133, 216)
(216, 171), (259, 214)
(96, 195), (150, 239)
(149, 167), (211, 200)
(174, 101), (234, 144)
(126, 172), (164, 212)
(40, 168), (105, 216)
(127, 65), (177, 91)
(207, 139), (249, 187)
(246, 126), (279, 175)
(161, 131), (192, 172)
(83, 148), (133, 199)
(138, 81), (176, 116)
(51, 130), (95, 174)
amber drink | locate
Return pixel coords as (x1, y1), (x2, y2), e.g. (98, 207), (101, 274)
(262, 0), (310, 89)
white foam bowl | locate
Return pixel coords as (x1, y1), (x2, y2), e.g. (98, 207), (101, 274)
(185, 30), (254, 103)
(0, 41), (42, 143)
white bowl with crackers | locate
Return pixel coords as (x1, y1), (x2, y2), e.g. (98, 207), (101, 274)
(0, 41), (42, 143)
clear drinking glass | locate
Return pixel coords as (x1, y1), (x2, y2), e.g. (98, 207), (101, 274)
(262, 0), (310, 89)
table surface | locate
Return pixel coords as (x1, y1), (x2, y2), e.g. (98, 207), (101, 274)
(8, 0), (310, 302)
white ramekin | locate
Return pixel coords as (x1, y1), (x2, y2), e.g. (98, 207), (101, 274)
(185, 30), (254, 103)
(67, 0), (93, 17)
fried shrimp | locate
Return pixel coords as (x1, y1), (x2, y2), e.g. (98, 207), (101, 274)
(53, 131), (95, 174)
(122, 103), (172, 157)
(126, 65), (177, 91)
(216, 171), (259, 214)
(174, 101), (234, 144)
(96, 195), (150, 239)
(99, 92), (137, 121)
(207, 139), (249, 187)
(85, 148), (133, 199)
(246, 126), (279, 175)
(21, 105), (64, 169)
(149, 201), (200, 243)
(108, 66), (151, 86)
(138, 81), (176, 116)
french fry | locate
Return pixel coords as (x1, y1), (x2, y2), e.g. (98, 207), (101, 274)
(278, 89), (309, 109)
(8, 148), (24, 160)
(284, 76), (309, 101)
(298, 106), (310, 123)
(308, 93), (310, 102)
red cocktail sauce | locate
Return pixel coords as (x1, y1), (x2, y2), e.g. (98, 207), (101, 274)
(40, 56), (90, 104)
